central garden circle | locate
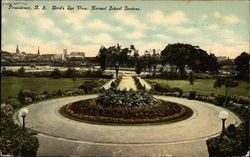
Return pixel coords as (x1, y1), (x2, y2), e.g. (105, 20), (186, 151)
(60, 89), (193, 125)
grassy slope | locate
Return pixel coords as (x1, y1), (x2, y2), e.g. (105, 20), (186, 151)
(1, 76), (106, 102)
(146, 79), (249, 97)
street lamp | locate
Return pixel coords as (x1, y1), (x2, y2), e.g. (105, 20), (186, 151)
(19, 108), (29, 130)
(219, 110), (229, 134)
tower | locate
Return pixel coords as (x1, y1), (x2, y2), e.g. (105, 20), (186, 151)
(38, 46), (40, 55)
(63, 49), (67, 61)
(16, 44), (20, 54)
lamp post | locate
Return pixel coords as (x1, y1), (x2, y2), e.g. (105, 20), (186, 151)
(19, 108), (29, 130)
(219, 110), (229, 135)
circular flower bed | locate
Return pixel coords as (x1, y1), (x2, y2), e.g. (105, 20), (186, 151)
(61, 91), (192, 124)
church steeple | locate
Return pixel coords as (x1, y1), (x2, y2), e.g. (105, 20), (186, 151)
(16, 44), (20, 54)
(38, 46), (40, 55)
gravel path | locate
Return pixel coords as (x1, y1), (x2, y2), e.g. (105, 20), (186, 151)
(117, 76), (137, 90)
(13, 95), (241, 156)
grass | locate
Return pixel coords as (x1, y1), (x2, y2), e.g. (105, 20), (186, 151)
(1, 76), (108, 103)
(146, 79), (249, 97)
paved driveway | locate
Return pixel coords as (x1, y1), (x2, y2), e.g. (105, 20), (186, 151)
(13, 95), (241, 156)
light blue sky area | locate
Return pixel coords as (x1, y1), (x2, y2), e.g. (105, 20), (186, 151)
(1, 1), (249, 58)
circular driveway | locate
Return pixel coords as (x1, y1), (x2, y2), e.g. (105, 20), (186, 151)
(13, 95), (241, 156)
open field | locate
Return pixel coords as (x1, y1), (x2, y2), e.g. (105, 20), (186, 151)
(1, 76), (106, 102)
(146, 79), (249, 97)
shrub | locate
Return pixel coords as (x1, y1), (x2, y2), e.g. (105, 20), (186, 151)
(188, 91), (196, 99)
(1, 104), (14, 117)
(110, 76), (122, 89)
(133, 76), (145, 90)
(50, 68), (62, 79)
(172, 88), (183, 97)
(5, 98), (22, 109)
(215, 94), (226, 106)
(152, 82), (173, 93)
(78, 81), (99, 94)
(206, 123), (248, 157)
(0, 118), (39, 156)
(97, 89), (157, 108)
(18, 90), (35, 104)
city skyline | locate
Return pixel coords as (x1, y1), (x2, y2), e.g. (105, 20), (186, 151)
(2, 1), (249, 58)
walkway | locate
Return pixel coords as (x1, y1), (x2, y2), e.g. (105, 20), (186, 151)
(13, 95), (241, 156)
(117, 76), (137, 90)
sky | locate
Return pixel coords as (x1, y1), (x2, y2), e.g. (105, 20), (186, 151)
(1, 0), (249, 58)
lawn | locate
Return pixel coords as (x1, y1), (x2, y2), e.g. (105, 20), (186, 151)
(1, 76), (108, 103)
(146, 79), (249, 97)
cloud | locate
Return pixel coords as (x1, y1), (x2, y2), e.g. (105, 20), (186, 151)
(201, 43), (249, 58)
(169, 26), (198, 34)
(208, 24), (234, 34)
(36, 17), (68, 36)
(135, 41), (165, 55)
(87, 19), (123, 31)
(148, 10), (189, 25)
(14, 31), (42, 47)
(113, 11), (148, 30)
(60, 10), (90, 30)
(125, 31), (145, 39)
(213, 12), (240, 24)
(154, 34), (171, 41)
(82, 33), (114, 45)
(201, 14), (208, 20)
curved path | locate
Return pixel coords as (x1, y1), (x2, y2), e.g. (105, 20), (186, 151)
(13, 95), (241, 156)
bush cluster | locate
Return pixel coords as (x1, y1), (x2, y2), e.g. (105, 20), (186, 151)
(97, 89), (157, 108)
(110, 76), (122, 89)
(0, 118), (39, 156)
(206, 123), (249, 157)
(132, 76), (146, 90)
(2, 69), (113, 79)
(78, 79), (107, 94)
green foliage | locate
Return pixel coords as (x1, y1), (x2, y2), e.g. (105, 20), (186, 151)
(206, 123), (248, 157)
(161, 43), (220, 75)
(188, 91), (196, 99)
(64, 67), (78, 79)
(50, 68), (62, 79)
(18, 66), (25, 74)
(18, 90), (35, 104)
(133, 76), (145, 90)
(0, 118), (39, 156)
(97, 89), (157, 108)
(5, 98), (22, 109)
(234, 52), (249, 81)
(110, 76), (122, 89)
(215, 94), (226, 106)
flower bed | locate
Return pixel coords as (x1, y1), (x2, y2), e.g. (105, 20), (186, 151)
(63, 98), (192, 124)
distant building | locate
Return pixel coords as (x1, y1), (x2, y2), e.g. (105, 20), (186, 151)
(16, 44), (20, 54)
(63, 49), (67, 61)
(37, 46), (40, 55)
(217, 56), (228, 61)
(70, 52), (85, 57)
(53, 54), (63, 62)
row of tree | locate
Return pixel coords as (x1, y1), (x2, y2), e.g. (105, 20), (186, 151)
(96, 43), (249, 79)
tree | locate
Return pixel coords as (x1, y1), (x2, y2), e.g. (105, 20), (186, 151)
(50, 68), (62, 79)
(161, 43), (220, 76)
(214, 76), (240, 106)
(97, 46), (108, 71)
(106, 44), (132, 78)
(135, 58), (143, 75)
(188, 72), (195, 90)
(234, 52), (249, 81)
(18, 66), (25, 74)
